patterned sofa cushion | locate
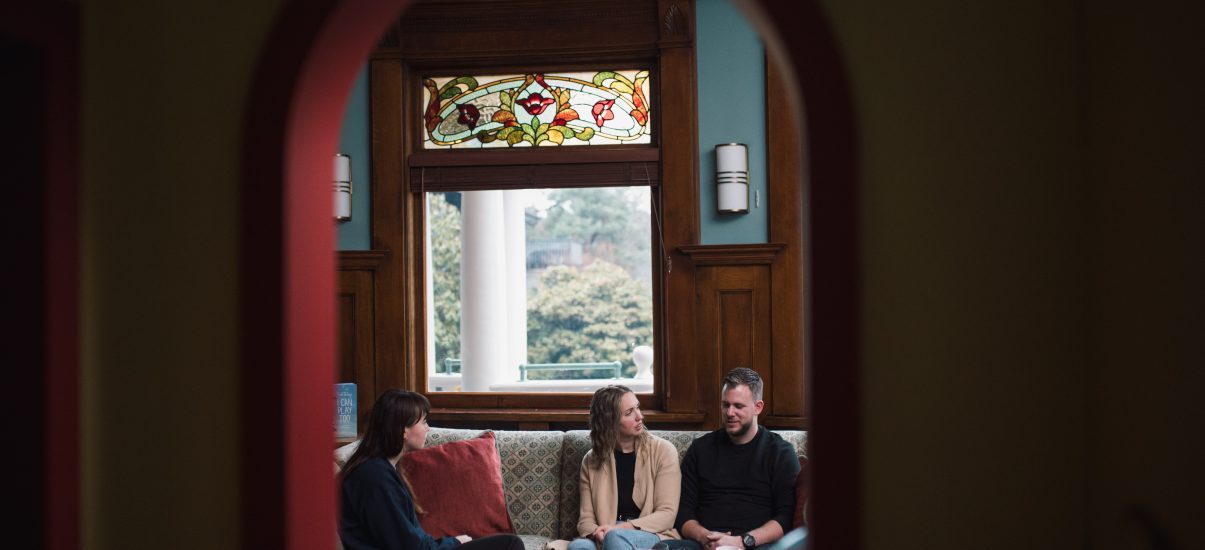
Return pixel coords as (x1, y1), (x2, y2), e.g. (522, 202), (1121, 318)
(493, 430), (565, 539)
(557, 431), (593, 539)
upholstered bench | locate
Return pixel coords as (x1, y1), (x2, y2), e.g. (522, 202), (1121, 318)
(334, 427), (808, 550)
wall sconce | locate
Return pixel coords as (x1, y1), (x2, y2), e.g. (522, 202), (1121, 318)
(715, 143), (749, 213)
(333, 154), (352, 222)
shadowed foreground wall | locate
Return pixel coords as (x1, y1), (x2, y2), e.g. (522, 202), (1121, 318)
(82, 1), (283, 547)
(817, 0), (1205, 548)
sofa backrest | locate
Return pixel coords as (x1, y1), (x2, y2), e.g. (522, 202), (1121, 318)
(334, 427), (807, 541)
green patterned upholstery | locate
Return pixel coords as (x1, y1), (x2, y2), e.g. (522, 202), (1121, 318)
(557, 431), (593, 538)
(776, 430), (808, 459)
(494, 430), (565, 539)
(334, 427), (808, 550)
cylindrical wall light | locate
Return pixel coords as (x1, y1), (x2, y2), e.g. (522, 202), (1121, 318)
(333, 154), (352, 221)
(715, 143), (749, 213)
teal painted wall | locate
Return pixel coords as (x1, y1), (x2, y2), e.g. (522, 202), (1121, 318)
(334, 2), (768, 249)
(696, 0), (767, 244)
(336, 66), (372, 250)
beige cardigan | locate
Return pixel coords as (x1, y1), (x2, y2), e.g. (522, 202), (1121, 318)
(575, 433), (681, 540)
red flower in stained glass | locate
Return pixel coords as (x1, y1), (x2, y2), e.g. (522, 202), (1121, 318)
(592, 99), (615, 127)
(457, 103), (480, 130)
(517, 93), (555, 115)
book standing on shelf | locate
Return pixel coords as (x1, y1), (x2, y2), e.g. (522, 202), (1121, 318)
(334, 383), (357, 438)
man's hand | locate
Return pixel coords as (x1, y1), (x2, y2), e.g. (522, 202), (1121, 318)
(699, 530), (744, 550)
(455, 535), (473, 543)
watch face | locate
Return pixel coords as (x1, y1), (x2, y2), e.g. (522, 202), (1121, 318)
(743, 534), (756, 548)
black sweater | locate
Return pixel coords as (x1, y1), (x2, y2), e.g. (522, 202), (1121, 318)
(340, 456), (461, 550)
(674, 427), (800, 535)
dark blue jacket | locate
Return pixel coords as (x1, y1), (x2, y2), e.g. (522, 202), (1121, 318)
(340, 456), (461, 550)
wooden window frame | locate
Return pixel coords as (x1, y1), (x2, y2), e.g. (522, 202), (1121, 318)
(367, 0), (702, 424)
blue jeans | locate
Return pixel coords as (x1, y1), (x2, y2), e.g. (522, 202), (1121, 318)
(661, 540), (770, 550)
(567, 528), (662, 550)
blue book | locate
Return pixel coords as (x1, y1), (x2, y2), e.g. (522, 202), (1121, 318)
(334, 383), (357, 438)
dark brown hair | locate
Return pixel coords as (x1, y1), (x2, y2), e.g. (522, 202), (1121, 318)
(340, 389), (430, 512)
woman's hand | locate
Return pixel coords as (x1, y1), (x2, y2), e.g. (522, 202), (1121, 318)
(592, 522), (634, 542)
(455, 535), (473, 543)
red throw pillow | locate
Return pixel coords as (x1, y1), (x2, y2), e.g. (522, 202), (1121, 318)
(401, 432), (514, 538)
(793, 456), (809, 528)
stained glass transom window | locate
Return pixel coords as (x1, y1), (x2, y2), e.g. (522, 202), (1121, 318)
(422, 70), (652, 149)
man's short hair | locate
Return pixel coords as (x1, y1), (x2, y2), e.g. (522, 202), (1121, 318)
(722, 367), (763, 401)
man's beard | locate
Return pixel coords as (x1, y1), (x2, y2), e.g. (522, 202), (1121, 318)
(725, 418), (751, 438)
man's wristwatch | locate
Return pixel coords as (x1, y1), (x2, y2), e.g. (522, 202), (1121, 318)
(742, 533), (756, 549)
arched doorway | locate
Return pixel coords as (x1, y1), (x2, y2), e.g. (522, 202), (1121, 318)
(239, 0), (858, 548)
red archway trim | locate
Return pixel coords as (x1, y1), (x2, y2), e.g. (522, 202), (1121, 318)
(239, 1), (417, 548)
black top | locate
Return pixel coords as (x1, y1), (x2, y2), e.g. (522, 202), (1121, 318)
(340, 456), (461, 550)
(614, 448), (641, 520)
(674, 427), (800, 535)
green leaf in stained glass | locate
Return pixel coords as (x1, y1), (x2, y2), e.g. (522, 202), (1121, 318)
(576, 127), (595, 141)
(438, 77), (478, 100)
(507, 131), (524, 146)
(592, 71), (619, 86)
(558, 126), (577, 139)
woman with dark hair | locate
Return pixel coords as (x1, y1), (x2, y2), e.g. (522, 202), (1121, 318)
(551, 385), (681, 550)
(339, 389), (523, 550)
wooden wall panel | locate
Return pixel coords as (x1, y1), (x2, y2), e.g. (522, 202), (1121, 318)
(368, 57), (413, 397)
(337, 251), (386, 432)
(658, 0), (702, 417)
(390, 0), (660, 63)
(337, 271), (373, 430)
(694, 263), (773, 429)
(766, 52), (807, 423)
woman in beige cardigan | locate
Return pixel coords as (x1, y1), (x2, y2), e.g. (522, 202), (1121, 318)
(551, 385), (681, 550)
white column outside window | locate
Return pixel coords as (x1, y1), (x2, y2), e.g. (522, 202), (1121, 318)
(459, 190), (508, 391)
(503, 189), (527, 385)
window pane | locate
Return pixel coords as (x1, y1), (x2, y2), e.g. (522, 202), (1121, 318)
(425, 187), (654, 393)
(422, 71), (652, 148)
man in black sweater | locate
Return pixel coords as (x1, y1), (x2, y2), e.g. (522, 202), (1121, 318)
(669, 368), (800, 550)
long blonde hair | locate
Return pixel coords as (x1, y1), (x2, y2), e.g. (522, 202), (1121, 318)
(587, 385), (645, 469)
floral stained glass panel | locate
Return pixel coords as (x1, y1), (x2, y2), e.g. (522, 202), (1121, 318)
(422, 70), (652, 149)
